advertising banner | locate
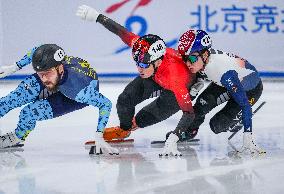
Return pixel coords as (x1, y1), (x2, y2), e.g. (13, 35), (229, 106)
(1, 0), (283, 78)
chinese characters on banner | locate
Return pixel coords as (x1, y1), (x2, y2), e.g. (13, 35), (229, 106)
(190, 4), (283, 33)
(114, 3), (284, 54)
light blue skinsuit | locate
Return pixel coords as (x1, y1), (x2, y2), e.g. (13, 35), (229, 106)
(0, 47), (112, 140)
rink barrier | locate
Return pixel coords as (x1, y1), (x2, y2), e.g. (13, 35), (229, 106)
(1, 72), (284, 82)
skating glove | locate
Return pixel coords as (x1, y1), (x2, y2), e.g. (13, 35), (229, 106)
(76, 5), (100, 22)
(94, 132), (119, 155)
(159, 133), (182, 157)
(0, 63), (19, 78)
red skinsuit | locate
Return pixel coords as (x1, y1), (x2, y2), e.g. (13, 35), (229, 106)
(153, 48), (193, 112)
(121, 32), (193, 113)
(97, 16), (193, 113)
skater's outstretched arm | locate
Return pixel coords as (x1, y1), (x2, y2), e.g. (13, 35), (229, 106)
(0, 47), (38, 78)
(75, 80), (112, 133)
(76, 5), (139, 47)
(74, 80), (118, 155)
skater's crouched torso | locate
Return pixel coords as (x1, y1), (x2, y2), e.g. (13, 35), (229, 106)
(34, 56), (99, 100)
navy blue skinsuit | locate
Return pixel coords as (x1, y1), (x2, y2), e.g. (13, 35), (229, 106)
(0, 47), (112, 140)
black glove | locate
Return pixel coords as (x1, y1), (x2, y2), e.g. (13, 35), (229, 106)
(166, 128), (198, 142)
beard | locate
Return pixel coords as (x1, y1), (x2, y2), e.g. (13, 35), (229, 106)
(43, 82), (58, 92)
(43, 71), (60, 92)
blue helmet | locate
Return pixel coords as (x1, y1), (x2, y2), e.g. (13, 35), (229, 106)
(178, 30), (212, 56)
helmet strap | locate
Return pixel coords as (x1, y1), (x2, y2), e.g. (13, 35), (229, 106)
(148, 63), (158, 79)
(150, 56), (163, 78)
(152, 56), (164, 76)
(153, 63), (159, 74)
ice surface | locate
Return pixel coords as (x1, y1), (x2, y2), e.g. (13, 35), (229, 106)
(0, 81), (283, 194)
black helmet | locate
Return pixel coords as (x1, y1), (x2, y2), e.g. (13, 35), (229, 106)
(32, 44), (65, 71)
(132, 34), (166, 64)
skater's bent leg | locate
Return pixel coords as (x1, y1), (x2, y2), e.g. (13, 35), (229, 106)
(194, 83), (228, 118)
(188, 83), (228, 131)
(209, 81), (263, 134)
(0, 75), (42, 117)
(135, 90), (180, 128)
(117, 77), (162, 130)
(15, 100), (53, 140)
(15, 91), (88, 140)
(209, 100), (241, 134)
(116, 92), (136, 130)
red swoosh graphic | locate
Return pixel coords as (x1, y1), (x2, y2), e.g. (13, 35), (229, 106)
(105, 0), (131, 13)
(131, 0), (152, 15)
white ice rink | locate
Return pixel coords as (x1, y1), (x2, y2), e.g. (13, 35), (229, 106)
(0, 81), (284, 194)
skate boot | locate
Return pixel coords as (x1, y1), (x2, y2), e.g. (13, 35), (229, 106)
(160, 133), (181, 156)
(239, 132), (266, 154)
(0, 132), (24, 149)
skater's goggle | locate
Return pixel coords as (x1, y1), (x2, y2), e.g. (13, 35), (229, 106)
(136, 62), (151, 69)
(183, 54), (200, 64)
(37, 67), (59, 78)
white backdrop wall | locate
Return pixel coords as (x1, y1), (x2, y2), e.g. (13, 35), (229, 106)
(0, 0), (283, 77)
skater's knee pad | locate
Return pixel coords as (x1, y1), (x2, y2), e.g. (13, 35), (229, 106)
(135, 110), (160, 128)
(209, 113), (232, 134)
